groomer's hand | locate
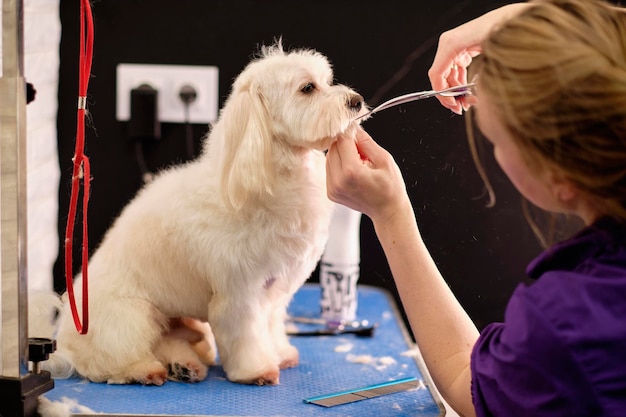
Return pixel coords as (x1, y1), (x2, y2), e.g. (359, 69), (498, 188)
(428, 3), (530, 114)
(326, 128), (410, 224)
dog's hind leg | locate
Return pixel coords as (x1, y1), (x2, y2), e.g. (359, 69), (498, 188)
(55, 296), (170, 385)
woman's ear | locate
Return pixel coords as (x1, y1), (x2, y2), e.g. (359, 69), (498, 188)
(550, 172), (577, 204)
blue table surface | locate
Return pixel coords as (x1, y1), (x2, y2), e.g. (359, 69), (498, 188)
(43, 284), (445, 417)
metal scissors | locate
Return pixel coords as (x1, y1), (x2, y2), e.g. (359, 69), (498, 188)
(356, 83), (474, 120)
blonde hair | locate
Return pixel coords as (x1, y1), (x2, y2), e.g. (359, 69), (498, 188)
(467, 0), (626, 243)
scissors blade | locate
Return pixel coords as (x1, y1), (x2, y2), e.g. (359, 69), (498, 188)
(356, 83), (474, 120)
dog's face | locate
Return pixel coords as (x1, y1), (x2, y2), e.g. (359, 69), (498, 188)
(232, 44), (366, 151)
(212, 43), (367, 210)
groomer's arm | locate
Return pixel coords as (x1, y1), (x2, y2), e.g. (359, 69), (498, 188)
(326, 129), (479, 417)
(373, 192), (478, 417)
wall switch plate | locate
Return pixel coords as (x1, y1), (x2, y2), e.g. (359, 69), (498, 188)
(116, 63), (219, 124)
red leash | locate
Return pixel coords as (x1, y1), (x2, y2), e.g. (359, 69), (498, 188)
(64, 0), (94, 334)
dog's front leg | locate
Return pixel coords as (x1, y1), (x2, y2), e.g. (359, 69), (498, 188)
(268, 295), (299, 369)
(208, 296), (281, 385)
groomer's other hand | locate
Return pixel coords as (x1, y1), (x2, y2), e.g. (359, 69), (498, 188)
(428, 3), (530, 114)
(326, 128), (409, 223)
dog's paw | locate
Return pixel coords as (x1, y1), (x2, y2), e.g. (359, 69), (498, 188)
(232, 367), (280, 386)
(106, 362), (168, 386)
(279, 356), (298, 370)
(138, 368), (169, 386)
(278, 344), (299, 369)
(167, 361), (208, 383)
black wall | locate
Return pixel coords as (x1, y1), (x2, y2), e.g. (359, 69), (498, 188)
(54, 0), (539, 334)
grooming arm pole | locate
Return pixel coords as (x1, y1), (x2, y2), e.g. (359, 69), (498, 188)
(0, 1), (54, 416)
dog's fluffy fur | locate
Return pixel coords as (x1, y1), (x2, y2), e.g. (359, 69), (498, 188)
(43, 42), (366, 386)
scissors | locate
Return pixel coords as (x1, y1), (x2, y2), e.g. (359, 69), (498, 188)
(356, 83), (474, 120)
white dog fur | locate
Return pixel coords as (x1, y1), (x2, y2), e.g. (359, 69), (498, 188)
(42, 41), (366, 386)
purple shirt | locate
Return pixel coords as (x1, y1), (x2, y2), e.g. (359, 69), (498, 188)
(471, 217), (626, 417)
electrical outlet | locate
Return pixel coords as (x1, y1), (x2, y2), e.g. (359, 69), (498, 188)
(116, 63), (219, 124)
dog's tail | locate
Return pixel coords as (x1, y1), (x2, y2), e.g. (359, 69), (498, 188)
(28, 291), (78, 378)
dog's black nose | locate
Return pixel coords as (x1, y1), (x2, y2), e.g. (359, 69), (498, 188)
(348, 94), (364, 112)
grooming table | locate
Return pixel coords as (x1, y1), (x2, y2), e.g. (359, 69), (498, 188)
(43, 284), (445, 416)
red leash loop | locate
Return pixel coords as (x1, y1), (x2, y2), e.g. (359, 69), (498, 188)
(64, 0), (94, 334)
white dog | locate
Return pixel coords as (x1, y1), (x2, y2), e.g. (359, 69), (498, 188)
(44, 41), (366, 386)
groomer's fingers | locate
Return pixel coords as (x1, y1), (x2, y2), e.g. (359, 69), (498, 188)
(428, 53), (476, 114)
(326, 130), (373, 201)
(347, 128), (384, 166)
(325, 134), (354, 187)
(333, 130), (362, 158)
(326, 136), (355, 206)
(329, 128), (388, 174)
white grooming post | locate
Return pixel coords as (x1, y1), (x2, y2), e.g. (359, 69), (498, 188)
(320, 203), (362, 321)
(0, 1), (54, 415)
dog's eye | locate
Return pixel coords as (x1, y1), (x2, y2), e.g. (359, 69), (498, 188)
(301, 83), (316, 94)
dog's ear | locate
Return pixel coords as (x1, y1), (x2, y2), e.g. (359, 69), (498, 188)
(218, 87), (275, 211)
